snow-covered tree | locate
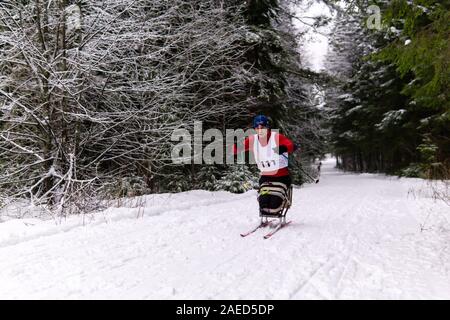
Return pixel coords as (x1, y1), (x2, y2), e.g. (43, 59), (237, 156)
(322, 0), (449, 178)
(0, 0), (258, 210)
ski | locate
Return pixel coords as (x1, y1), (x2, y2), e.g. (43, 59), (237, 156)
(240, 221), (270, 237)
(263, 220), (292, 239)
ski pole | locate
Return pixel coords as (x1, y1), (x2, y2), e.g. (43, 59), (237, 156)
(280, 148), (318, 183)
(299, 167), (319, 184)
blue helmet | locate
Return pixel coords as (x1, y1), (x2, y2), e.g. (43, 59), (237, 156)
(253, 115), (269, 128)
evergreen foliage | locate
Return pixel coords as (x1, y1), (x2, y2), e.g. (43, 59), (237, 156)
(326, 0), (449, 177)
(215, 164), (259, 194)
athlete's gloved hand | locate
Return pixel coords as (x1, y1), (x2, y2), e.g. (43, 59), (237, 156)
(272, 145), (288, 154)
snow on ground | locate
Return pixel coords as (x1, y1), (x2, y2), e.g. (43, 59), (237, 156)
(1, 158), (449, 299)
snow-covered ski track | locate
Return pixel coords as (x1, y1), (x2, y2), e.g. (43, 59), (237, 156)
(0, 158), (449, 299)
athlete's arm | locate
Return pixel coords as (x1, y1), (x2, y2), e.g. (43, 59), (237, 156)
(276, 133), (296, 154)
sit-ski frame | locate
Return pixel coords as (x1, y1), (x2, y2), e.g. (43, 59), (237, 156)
(258, 185), (293, 227)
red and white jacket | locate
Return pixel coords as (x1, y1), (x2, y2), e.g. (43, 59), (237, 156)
(232, 130), (297, 177)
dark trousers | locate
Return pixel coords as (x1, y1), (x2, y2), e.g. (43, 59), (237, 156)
(259, 175), (292, 188)
(258, 175), (292, 214)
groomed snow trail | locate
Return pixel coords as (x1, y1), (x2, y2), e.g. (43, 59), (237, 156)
(1, 158), (449, 299)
